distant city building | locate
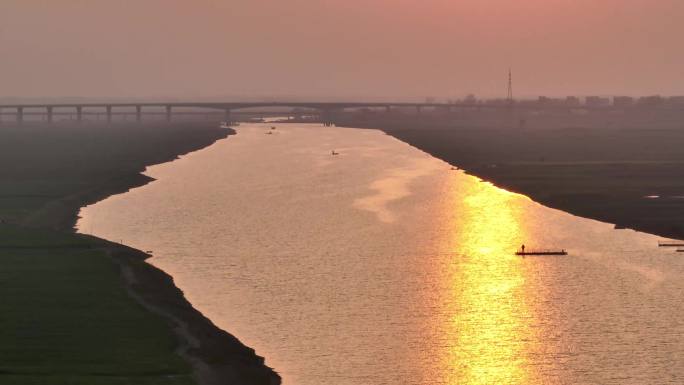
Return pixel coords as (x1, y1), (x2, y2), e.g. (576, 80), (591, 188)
(667, 96), (684, 106)
(484, 98), (512, 105)
(585, 96), (610, 107)
(537, 96), (558, 105)
(566, 96), (580, 106)
(514, 99), (537, 107)
(464, 94), (477, 104)
(613, 96), (634, 107)
(538, 96), (577, 106)
(637, 95), (664, 106)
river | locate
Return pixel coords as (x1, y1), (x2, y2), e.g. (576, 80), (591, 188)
(77, 123), (684, 384)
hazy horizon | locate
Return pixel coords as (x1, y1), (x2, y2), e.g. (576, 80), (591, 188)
(2, 0), (683, 100)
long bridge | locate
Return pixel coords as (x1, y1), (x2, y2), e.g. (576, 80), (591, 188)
(0, 101), (681, 126)
(0, 101), (496, 126)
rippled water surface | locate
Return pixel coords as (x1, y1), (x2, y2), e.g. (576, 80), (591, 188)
(78, 124), (684, 384)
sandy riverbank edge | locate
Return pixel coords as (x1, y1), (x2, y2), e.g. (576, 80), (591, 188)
(371, 126), (684, 241)
(47, 127), (280, 385)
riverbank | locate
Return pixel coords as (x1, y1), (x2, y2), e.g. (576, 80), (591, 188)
(0, 122), (279, 384)
(382, 126), (684, 240)
(337, 116), (684, 241)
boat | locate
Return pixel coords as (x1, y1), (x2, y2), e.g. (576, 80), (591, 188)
(515, 249), (567, 256)
(658, 241), (684, 247)
(331, 150), (339, 156)
(677, 249), (684, 253)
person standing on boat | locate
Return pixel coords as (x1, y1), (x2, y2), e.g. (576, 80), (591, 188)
(521, 244), (525, 253)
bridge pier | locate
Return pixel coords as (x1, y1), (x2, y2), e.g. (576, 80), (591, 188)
(385, 106), (391, 113)
(47, 106), (53, 124)
(136, 106), (142, 122)
(17, 107), (24, 125)
(76, 106), (83, 122)
(165, 105), (172, 122)
(106, 106), (112, 123)
(416, 105), (422, 114)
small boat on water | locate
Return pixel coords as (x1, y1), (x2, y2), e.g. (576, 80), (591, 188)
(515, 249), (567, 256)
(677, 249), (684, 253)
(658, 241), (684, 247)
(331, 150), (339, 156)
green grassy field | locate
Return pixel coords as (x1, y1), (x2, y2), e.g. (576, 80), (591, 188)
(0, 122), (232, 385)
(0, 227), (195, 385)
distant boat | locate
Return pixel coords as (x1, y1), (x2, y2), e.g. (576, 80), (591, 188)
(271, 126), (277, 130)
(658, 241), (684, 247)
(331, 150), (339, 156)
(677, 248), (684, 253)
(516, 249), (567, 256)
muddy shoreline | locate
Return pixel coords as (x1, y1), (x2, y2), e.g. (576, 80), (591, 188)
(375, 125), (684, 241)
(336, 116), (684, 241)
(5, 122), (280, 384)
(71, 127), (281, 385)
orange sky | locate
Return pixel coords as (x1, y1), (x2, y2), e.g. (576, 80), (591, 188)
(1, 0), (683, 100)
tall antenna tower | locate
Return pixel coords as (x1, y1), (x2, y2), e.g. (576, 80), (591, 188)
(507, 68), (513, 104)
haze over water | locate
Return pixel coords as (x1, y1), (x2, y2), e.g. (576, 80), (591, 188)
(79, 124), (684, 384)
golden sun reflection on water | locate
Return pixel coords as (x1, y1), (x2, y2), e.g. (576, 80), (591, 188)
(438, 177), (541, 385)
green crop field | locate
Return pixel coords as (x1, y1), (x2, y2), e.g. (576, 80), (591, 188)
(0, 227), (195, 385)
(0, 123), (230, 385)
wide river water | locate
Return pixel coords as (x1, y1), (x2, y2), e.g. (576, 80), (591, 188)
(78, 124), (684, 385)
